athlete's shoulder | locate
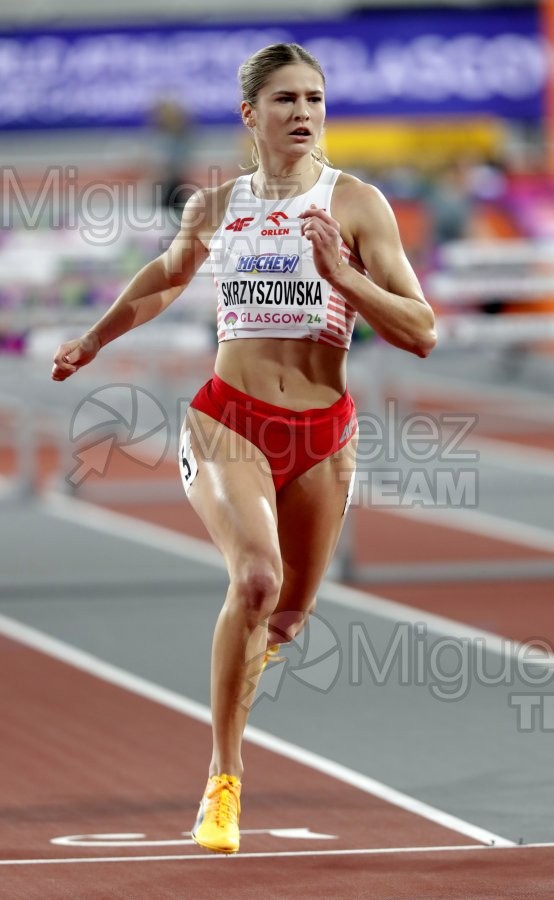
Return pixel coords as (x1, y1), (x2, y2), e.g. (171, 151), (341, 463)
(333, 172), (396, 229)
(334, 171), (387, 206)
(186, 178), (240, 224)
(179, 178), (241, 247)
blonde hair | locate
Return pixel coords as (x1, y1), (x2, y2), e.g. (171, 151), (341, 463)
(239, 42), (329, 168)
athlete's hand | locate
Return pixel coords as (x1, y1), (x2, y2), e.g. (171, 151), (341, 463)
(299, 204), (342, 282)
(51, 331), (101, 381)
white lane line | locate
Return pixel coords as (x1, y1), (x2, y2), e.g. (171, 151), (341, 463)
(2, 843), (553, 866)
(316, 580), (554, 662)
(381, 502), (554, 556)
(50, 827), (337, 847)
(42, 492), (554, 665)
(383, 370), (554, 416)
(471, 436), (554, 478)
(44, 491), (226, 570)
(0, 613), (515, 850)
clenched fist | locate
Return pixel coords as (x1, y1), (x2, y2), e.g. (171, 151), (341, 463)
(51, 331), (101, 381)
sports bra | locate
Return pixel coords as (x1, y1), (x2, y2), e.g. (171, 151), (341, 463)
(208, 165), (366, 349)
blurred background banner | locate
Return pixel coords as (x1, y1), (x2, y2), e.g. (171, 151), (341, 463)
(0, 6), (545, 129)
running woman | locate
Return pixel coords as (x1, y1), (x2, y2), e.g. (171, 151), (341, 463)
(52, 43), (436, 855)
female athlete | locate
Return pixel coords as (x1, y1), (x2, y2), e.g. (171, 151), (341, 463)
(52, 43), (436, 855)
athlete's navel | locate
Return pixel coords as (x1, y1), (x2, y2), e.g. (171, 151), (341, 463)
(279, 376), (285, 392)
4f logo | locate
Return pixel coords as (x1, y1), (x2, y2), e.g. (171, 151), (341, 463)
(266, 211), (288, 226)
(225, 217), (254, 232)
(339, 416), (357, 445)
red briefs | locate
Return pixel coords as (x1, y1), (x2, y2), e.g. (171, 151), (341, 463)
(188, 373), (357, 491)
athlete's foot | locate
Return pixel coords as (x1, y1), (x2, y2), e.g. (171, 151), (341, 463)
(191, 774), (241, 854)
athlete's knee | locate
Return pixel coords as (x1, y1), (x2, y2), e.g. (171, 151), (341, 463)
(231, 554), (283, 625)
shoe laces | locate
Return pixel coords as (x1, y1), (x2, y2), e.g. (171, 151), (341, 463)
(205, 776), (241, 826)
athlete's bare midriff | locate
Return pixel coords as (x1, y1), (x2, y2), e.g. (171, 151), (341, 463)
(214, 337), (348, 410)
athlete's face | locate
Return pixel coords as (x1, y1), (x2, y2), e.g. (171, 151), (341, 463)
(243, 63), (326, 161)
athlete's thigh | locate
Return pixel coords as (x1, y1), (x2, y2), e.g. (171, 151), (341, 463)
(181, 408), (280, 574)
(275, 433), (357, 613)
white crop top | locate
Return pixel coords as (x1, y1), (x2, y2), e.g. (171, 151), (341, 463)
(208, 165), (365, 349)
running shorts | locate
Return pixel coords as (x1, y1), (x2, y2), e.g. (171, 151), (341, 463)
(180, 373), (357, 492)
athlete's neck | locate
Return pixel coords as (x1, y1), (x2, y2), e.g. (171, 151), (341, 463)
(251, 160), (323, 199)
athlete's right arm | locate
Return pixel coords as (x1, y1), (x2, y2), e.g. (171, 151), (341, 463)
(51, 189), (211, 381)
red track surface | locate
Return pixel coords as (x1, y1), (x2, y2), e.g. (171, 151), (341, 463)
(1, 637), (553, 899)
(2, 412), (554, 896)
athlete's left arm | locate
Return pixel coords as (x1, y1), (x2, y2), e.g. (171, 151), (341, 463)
(300, 183), (437, 357)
